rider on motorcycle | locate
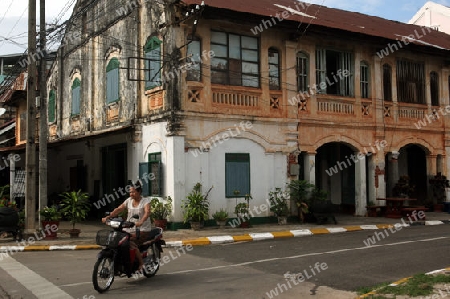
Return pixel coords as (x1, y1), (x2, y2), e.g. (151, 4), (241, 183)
(102, 181), (152, 272)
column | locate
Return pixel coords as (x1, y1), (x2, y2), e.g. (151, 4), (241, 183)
(355, 154), (367, 216)
(9, 152), (15, 204)
(303, 152), (316, 185)
(166, 135), (186, 222)
(426, 154), (437, 200)
(387, 151), (400, 197)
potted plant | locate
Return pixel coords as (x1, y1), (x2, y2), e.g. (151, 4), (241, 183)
(429, 173), (450, 212)
(288, 180), (327, 223)
(268, 188), (290, 225)
(182, 183), (212, 230)
(59, 190), (90, 238)
(212, 208), (229, 227)
(393, 176), (415, 198)
(150, 196), (173, 229)
(234, 193), (252, 228)
(39, 205), (61, 239)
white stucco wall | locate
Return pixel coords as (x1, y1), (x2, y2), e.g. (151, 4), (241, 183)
(140, 121), (290, 222)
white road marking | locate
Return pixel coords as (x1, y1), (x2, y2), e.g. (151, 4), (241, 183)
(164, 236), (450, 275)
(0, 255), (72, 298)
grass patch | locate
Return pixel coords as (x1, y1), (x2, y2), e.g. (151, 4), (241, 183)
(357, 273), (450, 297)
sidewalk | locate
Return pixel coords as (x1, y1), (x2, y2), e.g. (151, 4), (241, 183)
(1, 212), (449, 251)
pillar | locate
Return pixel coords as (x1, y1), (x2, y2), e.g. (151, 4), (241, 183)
(387, 151), (400, 197)
(303, 152), (316, 185)
(355, 154), (367, 216)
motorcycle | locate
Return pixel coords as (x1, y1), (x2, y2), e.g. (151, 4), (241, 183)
(0, 207), (21, 241)
(92, 214), (165, 293)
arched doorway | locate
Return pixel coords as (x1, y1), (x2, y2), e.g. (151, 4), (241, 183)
(385, 144), (427, 202)
(315, 142), (359, 214)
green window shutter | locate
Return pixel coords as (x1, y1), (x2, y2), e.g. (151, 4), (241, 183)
(106, 58), (119, 104)
(144, 36), (162, 89)
(148, 152), (162, 196)
(71, 79), (81, 115)
(139, 162), (150, 196)
(225, 153), (250, 197)
(48, 89), (56, 123)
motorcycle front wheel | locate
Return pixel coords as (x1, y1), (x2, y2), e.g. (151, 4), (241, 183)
(143, 245), (160, 278)
(92, 257), (114, 293)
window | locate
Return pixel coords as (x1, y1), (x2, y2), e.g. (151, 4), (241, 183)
(106, 58), (119, 104)
(148, 152), (162, 196)
(71, 78), (81, 116)
(315, 49), (354, 96)
(360, 62), (369, 98)
(269, 48), (280, 90)
(144, 36), (162, 89)
(383, 64), (392, 101)
(187, 37), (201, 81)
(211, 31), (259, 87)
(225, 153), (250, 197)
(48, 89), (56, 123)
(430, 71), (439, 106)
(297, 52), (308, 92)
(396, 59), (425, 104)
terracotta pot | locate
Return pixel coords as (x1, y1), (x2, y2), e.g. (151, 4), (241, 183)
(154, 219), (168, 229)
(41, 221), (59, 240)
(190, 221), (204, 230)
(69, 228), (81, 238)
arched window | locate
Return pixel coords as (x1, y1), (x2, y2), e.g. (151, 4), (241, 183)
(383, 64), (392, 101)
(71, 78), (81, 115)
(268, 48), (280, 90)
(297, 52), (308, 92)
(144, 36), (162, 89)
(430, 71), (439, 106)
(106, 58), (119, 104)
(360, 61), (369, 98)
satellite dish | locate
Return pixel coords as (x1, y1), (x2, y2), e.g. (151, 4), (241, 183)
(0, 108), (6, 116)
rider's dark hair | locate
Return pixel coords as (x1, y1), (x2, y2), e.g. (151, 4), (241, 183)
(132, 180), (142, 193)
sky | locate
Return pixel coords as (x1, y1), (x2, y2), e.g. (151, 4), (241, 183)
(0, 0), (449, 55)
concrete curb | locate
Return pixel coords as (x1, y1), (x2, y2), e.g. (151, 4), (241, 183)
(0, 220), (448, 252)
(356, 266), (450, 298)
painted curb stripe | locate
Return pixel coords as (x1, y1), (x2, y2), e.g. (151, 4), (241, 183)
(49, 245), (77, 251)
(376, 224), (394, 229)
(426, 220), (444, 225)
(290, 229), (313, 237)
(309, 228), (330, 234)
(327, 227), (347, 233)
(74, 245), (101, 250)
(360, 225), (379, 230)
(232, 234), (253, 242)
(165, 241), (183, 247)
(271, 231), (294, 238)
(23, 246), (50, 251)
(343, 226), (363, 232)
(182, 237), (211, 246)
(249, 233), (274, 241)
(207, 236), (234, 244)
(0, 246), (24, 252)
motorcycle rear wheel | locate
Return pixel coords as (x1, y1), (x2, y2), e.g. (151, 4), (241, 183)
(143, 246), (160, 278)
(92, 257), (114, 293)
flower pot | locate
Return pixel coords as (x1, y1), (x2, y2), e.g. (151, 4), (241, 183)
(434, 204), (444, 212)
(215, 220), (227, 228)
(277, 216), (287, 225)
(154, 219), (168, 229)
(239, 220), (250, 228)
(190, 221), (203, 230)
(69, 228), (80, 238)
(41, 221), (59, 240)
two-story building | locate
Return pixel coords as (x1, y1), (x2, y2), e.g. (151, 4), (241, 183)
(44, 0), (450, 223)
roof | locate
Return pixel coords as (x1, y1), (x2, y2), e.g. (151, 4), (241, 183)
(409, 1), (450, 24)
(181, 0), (450, 51)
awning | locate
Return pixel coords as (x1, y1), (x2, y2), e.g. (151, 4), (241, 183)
(0, 122), (15, 135)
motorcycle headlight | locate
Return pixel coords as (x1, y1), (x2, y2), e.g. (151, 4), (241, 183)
(109, 220), (121, 228)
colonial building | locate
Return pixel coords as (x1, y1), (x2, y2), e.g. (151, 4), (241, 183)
(41, 0), (450, 222)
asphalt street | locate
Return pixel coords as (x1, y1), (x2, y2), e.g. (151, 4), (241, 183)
(0, 224), (449, 299)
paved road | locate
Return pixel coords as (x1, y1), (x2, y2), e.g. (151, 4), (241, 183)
(0, 225), (449, 298)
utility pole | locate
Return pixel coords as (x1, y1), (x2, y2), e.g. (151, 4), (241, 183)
(38, 0), (47, 224)
(25, 0), (37, 235)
